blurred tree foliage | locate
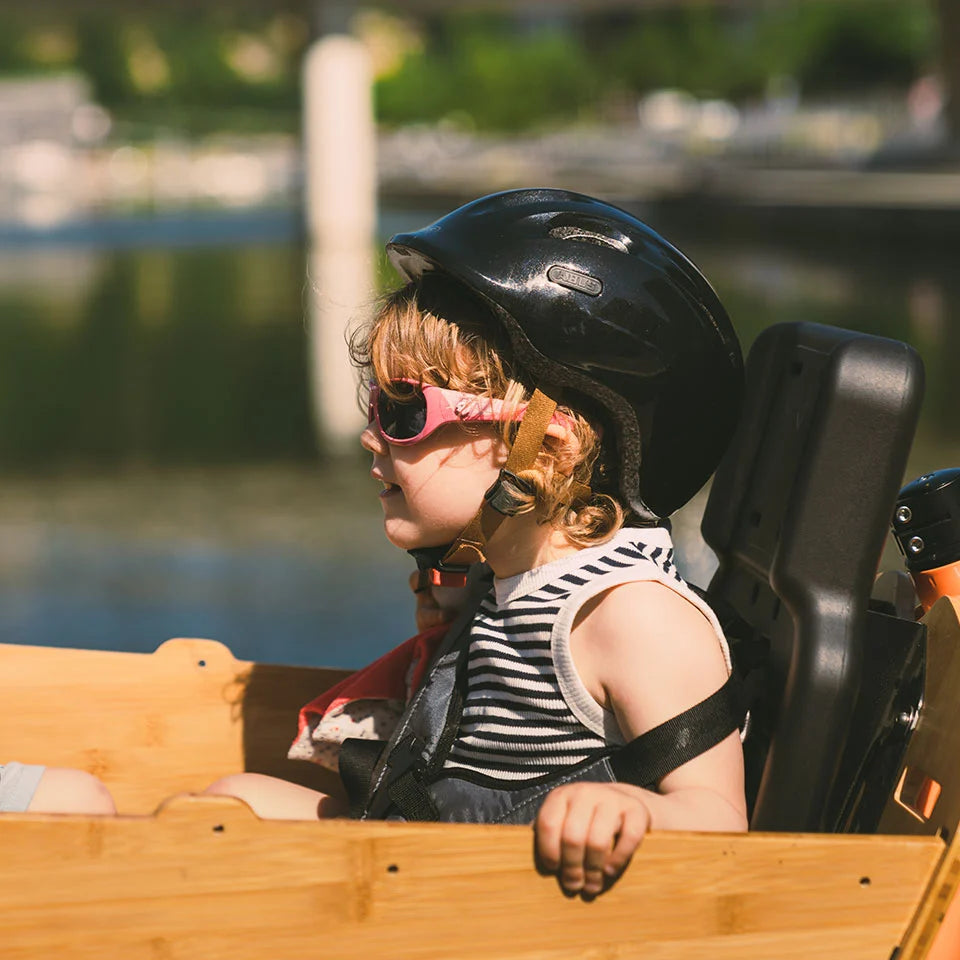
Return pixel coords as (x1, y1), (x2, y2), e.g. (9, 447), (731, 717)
(0, 1), (937, 135)
(576, 2), (932, 104)
(375, 12), (602, 131)
(0, 9), (308, 135)
(378, 3), (935, 130)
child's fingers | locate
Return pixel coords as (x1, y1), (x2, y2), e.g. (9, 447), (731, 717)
(557, 798), (596, 893)
(416, 605), (450, 631)
(537, 787), (650, 897)
(604, 802), (649, 879)
(582, 804), (620, 895)
(410, 570), (447, 632)
(409, 569), (470, 632)
(409, 571), (428, 594)
(534, 790), (569, 872)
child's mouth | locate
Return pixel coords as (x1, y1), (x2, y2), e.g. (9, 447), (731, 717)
(379, 481), (401, 498)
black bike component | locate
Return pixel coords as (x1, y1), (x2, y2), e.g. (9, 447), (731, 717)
(387, 188), (743, 520)
(829, 609), (925, 833)
(892, 467), (960, 572)
(702, 321), (925, 832)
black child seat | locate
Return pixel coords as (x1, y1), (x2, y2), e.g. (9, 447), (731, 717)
(702, 322), (926, 833)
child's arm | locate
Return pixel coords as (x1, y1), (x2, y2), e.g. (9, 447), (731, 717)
(204, 773), (345, 818)
(536, 580), (747, 895)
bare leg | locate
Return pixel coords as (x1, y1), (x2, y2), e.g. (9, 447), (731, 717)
(29, 768), (116, 815)
(204, 773), (345, 819)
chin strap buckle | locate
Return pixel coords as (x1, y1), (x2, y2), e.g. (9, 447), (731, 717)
(484, 468), (535, 516)
(428, 567), (468, 588)
(410, 547), (471, 590)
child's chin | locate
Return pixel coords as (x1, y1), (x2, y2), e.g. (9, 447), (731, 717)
(383, 520), (453, 553)
(382, 521), (424, 551)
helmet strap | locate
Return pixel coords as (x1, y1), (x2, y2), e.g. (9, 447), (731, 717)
(441, 387), (562, 569)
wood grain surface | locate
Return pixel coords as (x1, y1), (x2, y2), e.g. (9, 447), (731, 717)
(0, 795), (944, 960)
(0, 636), (954, 958)
(0, 639), (348, 811)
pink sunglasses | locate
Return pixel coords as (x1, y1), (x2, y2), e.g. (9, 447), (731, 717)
(367, 378), (571, 446)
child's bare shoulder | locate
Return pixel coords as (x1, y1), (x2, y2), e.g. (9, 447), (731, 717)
(576, 578), (720, 659)
(572, 579), (729, 727)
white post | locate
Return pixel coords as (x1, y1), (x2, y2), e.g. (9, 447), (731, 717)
(303, 24), (376, 454)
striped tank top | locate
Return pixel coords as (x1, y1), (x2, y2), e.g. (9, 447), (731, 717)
(443, 526), (731, 785)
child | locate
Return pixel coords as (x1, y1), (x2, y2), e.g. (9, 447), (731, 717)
(208, 188), (748, 896)
(3, 189), (747, 901)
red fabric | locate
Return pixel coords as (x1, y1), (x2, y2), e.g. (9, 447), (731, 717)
(294, 624), (448, 741)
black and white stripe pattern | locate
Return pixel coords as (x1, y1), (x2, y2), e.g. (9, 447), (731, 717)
(444, 532), (683, 783)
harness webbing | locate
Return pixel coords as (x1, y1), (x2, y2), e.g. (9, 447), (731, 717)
(338, 738), (387, 818)
(387, 770), (441, 821)
(610, 672), (745, 788)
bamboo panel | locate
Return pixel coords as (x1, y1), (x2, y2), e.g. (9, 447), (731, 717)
(880, 596), (960, 959)
(879, 596), (960, 839)
(0, 796), (943, 960)
(899, 822), (960, 960)
(0, 640), (348, 812)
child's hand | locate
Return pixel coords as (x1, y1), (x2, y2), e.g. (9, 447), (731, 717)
(535, 782), (650, 897)
(409, 571), (468, 633)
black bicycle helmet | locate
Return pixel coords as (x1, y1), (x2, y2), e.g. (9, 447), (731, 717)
(387, 188), (743, 519)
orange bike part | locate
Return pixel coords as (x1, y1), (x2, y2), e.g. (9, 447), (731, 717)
(914, 562), (960, 613)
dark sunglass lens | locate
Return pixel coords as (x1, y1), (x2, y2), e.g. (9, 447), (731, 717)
(377, 385), (427, 440)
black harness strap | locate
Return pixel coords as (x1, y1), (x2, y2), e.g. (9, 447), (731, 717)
(339, 738), (387, 819)
(611, 672), (745, 789)
(387, 770), (441, 821)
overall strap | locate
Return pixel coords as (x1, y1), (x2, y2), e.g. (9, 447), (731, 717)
(381, 633), (472, 820)
(358, 577), (489, 819)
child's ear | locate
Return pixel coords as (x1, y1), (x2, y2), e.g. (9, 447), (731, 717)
(544, 421), (580, 465)
(544, 421), (573, 442)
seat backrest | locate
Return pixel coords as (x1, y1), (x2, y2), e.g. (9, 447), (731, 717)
(702, 322), (924, 832)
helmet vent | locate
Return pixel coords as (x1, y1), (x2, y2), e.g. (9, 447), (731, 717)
(549, 225), (628, 254)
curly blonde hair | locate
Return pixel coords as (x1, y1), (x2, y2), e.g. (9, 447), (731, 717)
(350, 281), (626, 547)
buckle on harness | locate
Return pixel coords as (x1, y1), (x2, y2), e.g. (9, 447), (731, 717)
(428, 567), (468, 588)
(387, 735), (427, 776)
(484, 468), (535, 516)
(384, 734), (441, 821)
(409, 547), (470, 589)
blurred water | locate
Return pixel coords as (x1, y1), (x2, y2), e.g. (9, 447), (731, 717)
(0, 467), (413, 668)
(0, 205), (957, 667)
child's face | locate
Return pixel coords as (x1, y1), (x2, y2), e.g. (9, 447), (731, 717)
(360, 418), (507, 551)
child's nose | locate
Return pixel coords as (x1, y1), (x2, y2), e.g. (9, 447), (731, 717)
(360, 422), (388, 454)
